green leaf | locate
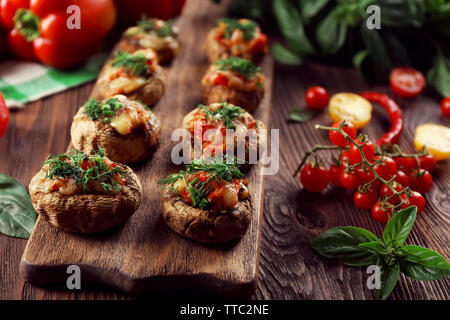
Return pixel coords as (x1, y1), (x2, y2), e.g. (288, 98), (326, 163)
(0, 174), (37, 239)
(377, 261), (400, 300)
(378, 0), (426, 27)
(288, 109), (315, 123)
(353, 50), (370, 71)
(273, 0), (316, 56)
(360, 25), (392, 81)
(299, 0), (330, 23)
(400, 245), (450, 281)
(271, 43), (303, 65)
(359, 241), (385, 255)
(311, 226), (379, 266)
(382, 206), (417, 248)
(315, 8), (348, 55)
(427, 50), (450, 97)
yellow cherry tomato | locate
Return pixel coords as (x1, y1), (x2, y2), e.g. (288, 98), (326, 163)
(328, 93), (372, 129)
(414, 124), (450, 161)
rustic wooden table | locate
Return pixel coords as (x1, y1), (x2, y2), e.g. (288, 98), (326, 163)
(0, 60), (449, 300)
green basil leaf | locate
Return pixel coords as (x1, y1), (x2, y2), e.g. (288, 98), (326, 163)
(353, 50), (370, 71)
(359, 241), (385, 255)
(360, 25), (392, 81)
(400, 245), (450, 281)
(288, 109), (315, 123)
(378, 0), (426, 27)
(0, 174), (37, 239)
(427, 49), (450, 97)
(311, 226), (379, 266)
(271, 43), (303, 65)
(315, 8), (347, 55)
(377, 261), (400, 300)
(300, 0), (330, 23)
(382, 206), (416, 248)
(273, 0), (316, 56)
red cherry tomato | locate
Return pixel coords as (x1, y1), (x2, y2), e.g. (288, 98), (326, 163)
(328, 121), (357, 147)
(300, 163), (330, 193)
(0, 93), (10, 139)
(340, 170), (362, 190)
(329, 163), (344, 187)
(394, 170), (409, 187)
(380, 183), (403, 204)
(409, 169), (433, 194)
(394, 155), (415, 173)
(349, 138), (375, 165)
(390, 67), (426, 98)
(8, 28), (37, 60)
(354, 189), (378, 210)
(440, 97), (450, 118)
(359, 168), (381, 191)
(372, 202), (391, 223)
(419, 155), (436, 173)
(340, 150), (350, 164)
(373, 156), (397, 181)
(305, 86), (329, 110)
(404, 191), (425, 213)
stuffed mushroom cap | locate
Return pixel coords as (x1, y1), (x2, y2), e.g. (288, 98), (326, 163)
(71, 95), (161, 164)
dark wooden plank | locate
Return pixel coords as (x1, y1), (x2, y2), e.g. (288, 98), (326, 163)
(18, 0), (272, 298)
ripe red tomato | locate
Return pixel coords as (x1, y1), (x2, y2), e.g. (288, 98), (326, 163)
(409, 169), (433, 194)
(340, 170), (362, 190)
(328, 121), (357, 147)
(359, 168), (381, 190)
(329, 163), (344, 187)
(8, 28), (37, 60)
(354, 189), (378, 210)
(0, 0), (29, 29)
(300, 163), (330, 193)
(390, 67), (426, 98)
(379, 183), (403, 204)
(349, 138), (375, 165)
(440, 97), (450, 118)
(404, 191), (425, 213)
(394, 155), (415, 173)
(340, 150), (350, 164)
(305, 86), (329, 110)
(372, 202), (391, 223)
(0, 93), (10, 138)
(419, 155), (436, 173)
(394, 170), (409, 187)
(373, 156), (397, 180)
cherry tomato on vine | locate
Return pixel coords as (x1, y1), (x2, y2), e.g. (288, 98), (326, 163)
(349, 138), (375, 165)
(354, 189), (378, 210)
(329, 163), (344, 187)
(394, 170), (409, 187)
(300, 163), (330, 193)
(340, 170), (362, 190)
(305, 86), (329, 110)
(440, 97), (450, 118)
(403, 191), (425, 213)
(394, 155), (415, 173)
(372, 202), (391, 223)
(419, 155), (436, 173)
(328, 121), (357, 147)
(373, 156), (397, 180)
(340, 150), (350, 164)
(380, 183), (403, 204)
(409, 169), (432, 194)
(390, 67), (426, 98)
(359, 168), (381, 191)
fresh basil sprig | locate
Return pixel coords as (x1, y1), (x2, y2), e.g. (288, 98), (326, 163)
(311, 206), (450, 300)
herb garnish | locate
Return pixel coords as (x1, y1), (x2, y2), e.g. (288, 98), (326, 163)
(218, 18), (258, 40)
(44, 148), (128, 193)
(111, 51), (150, 77)
(214, 57), (261, 79)
(84, 98), (123, 122)
(137, 15), (174, 38)
(198, 103), (244, 129)
(158, 158), (243, 210)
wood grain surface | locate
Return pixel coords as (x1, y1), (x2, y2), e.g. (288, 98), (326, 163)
(0, 0), (449, 300)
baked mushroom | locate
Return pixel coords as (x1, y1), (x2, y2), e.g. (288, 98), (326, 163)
(202, 57), (265, 112)
(96, 49), (164, 106)
(205, 18), (268, 63)
(119, 17), (179, 64)
(159, 159), (251, 243)
(29, 149), (142, 234)
(182, 102), (266, 165)
(71, 95), (161, 164)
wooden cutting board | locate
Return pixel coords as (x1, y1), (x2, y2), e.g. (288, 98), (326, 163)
(19, 0), (273, 297)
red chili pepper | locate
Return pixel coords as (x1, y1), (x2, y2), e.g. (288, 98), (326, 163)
(359, 92), (403, 146)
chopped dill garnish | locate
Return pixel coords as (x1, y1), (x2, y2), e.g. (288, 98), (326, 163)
(44, 148), (128, 193)
(158, 158), (243, 210)
(137, 15), (174, 38)
(111, 51), (150, 77)
(214, 57), (261, 79)
(84, 98), (123, 122)
(198, 102), (244, 129)
(218, 18), (258, 40)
